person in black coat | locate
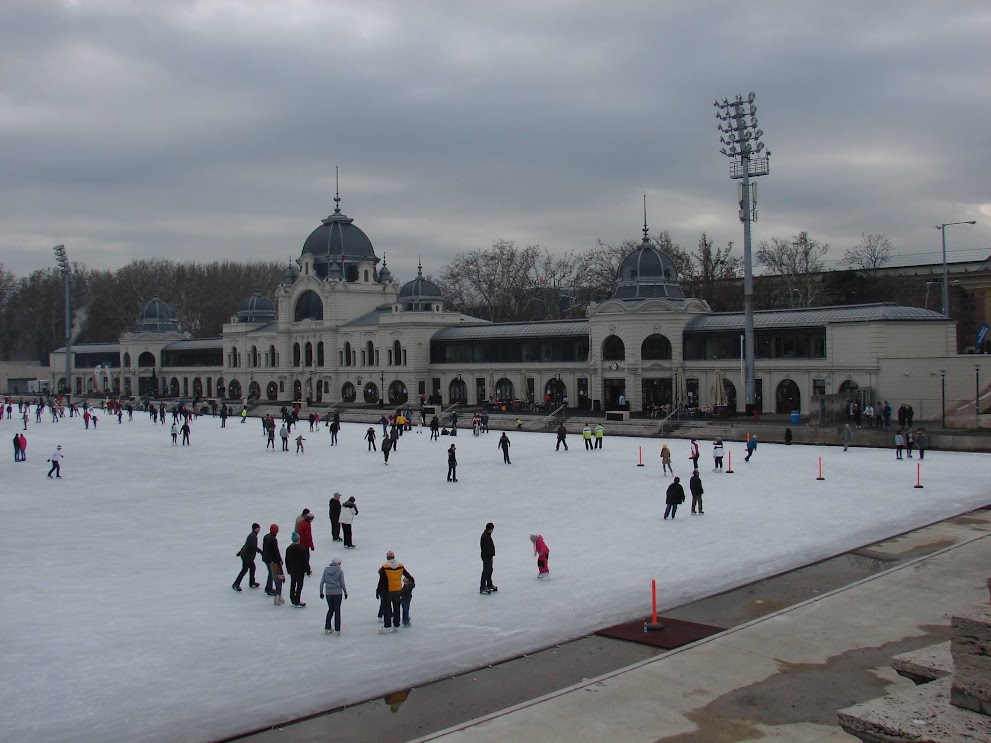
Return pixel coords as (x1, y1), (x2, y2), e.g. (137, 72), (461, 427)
(447, 444), (458, 482)
(329, 492), (343, 542)
(664, 477), (685, 520)
(479, 522), (497, 594)
(689, 470), (704, 515)
(232, 523), (262, 591)
(430, 415), (440, 441)
(284, 532), (311, 607)
(262, 524), (283, 595)
(497, 433), (511, 464)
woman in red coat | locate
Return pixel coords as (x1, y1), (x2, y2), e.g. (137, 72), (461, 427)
(296, 509), (315, 551)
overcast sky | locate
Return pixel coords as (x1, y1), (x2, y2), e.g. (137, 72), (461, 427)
(2, 0), (988, 284)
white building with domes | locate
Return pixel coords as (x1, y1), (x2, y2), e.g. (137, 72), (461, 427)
(50, 196), (966, 419)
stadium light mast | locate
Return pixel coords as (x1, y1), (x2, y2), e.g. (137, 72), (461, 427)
(53, 244), (72, 398)
(714, 92), (770, 413)
(936, 220), (976, 317)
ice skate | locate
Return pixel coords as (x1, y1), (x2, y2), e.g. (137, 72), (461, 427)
(325, 629), (333, 634)
(379, 627), (392, 634)
(232, 584), (242, 591)
(274, 595), (281, 606)
(479, 587), (492, 594)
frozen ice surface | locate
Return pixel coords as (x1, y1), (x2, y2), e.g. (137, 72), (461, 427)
(2, 412), (989, 743)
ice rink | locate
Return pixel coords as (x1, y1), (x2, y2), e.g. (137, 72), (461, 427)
(2, 408), (989, 743)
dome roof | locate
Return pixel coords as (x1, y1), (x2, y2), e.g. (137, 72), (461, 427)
(612, 229), (685, 301)
(236, 292), (276, 323)
(301, 195), (378, 279)
(399, 261), (444, 310)
(137, 297), (182, 333)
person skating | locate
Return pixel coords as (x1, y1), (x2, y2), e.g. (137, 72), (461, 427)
(329, 492), (343, 542)
(266, 425), (275, 450)
(894, 430), (905, 459)
(582, 425), (593, 450)
(906, 428), (915, 458)
(400, 575), (415, 627)
(180, 421), (191, 446)
(689, 438), (700, 469)
(712, 439), (724, 471)
(47, 445), (63, 478)
(365, 426), (377, 451)
(329, 420), (339, 446)
(171, 423), (178, 446)
(382, 434), (393, 465)
(784, 427), (793, 445)
(498, 432), (511, 464)
(689, 470), (704, 515)
(660, 444), (673, 474)
(340, 496), (358, 549)
(262, 524), (283, 598)
(594, 423), (604, 449)
(233, 523), (262, 591)
(296, 509), (315, 553)
(447, 444), (458, 482)
(429, 415), (440, 440)
(377, 551), (415, 633)
(280, 424), (289, 451)
(480, 522), (497, 594)
(842, 424), (853, 451)
(555, 423), (568, 451)
(285, 532), (311, 607)
(319, 556), (348, 635)
(530, 534), (550, 579)
(664, 477), (685, 520)
(744, 434), (757, 462)
(916, 429), (928, 460)
(295, 434), (305, 454)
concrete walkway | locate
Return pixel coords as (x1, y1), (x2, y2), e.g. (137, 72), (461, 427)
(411, 522), (991, 742)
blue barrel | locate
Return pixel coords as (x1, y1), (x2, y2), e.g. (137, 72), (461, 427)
(790, 410), (800, 425)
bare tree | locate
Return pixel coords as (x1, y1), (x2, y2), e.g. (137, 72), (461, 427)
(756, 231), (830, 307)
(681, 233), (742, 308)
(844, 233), (893, 277)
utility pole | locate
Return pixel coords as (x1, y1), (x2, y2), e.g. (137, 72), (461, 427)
(53, 244), (72, 399)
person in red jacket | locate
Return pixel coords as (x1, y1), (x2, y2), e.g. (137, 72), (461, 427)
(295, 509), (315, 552)
(530, 534), (550, 580)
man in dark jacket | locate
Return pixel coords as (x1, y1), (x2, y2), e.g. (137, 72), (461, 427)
(447, 444), (458, 482)
(329, 492), (343, 542)
(497, 432), (511, 464)
(555, 423), (568, 451)
(232, 523), (262, 591)
(430, 415), (440, 441)
(262, 524), (282, 595)
(689, 470), (704, 515)
(664, 477), (685, 520)
(480, 522), (497, 594)
(284, 532), (311, 607)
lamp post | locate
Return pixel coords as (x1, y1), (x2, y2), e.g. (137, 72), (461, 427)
(940, 369), (946, 429)
(379, 370), (385, 408)
(976, 365), (981, 428)
(715, 92), (770, 414)
(53, 245), (71, 398)
(458, 370), (463, 404)
(937, 221), (977, 317)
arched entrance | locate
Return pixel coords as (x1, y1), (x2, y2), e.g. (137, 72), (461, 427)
(170, 377), (180, 397)
(266, 382), (278, 401)
(495, 377), (515, 402)
(192, 378), (204, 398)
(293, 380), (302, 401)
(342, 382), (356, 403)
(388, 380), (408, 405)
(248, 381), (261, 401)
(449, 378), (467, 404)
(543, 378), (567, 406)
(775, 379), (801, 413)
(363, 382), (379, 404)
(602, 335), (625, 361)
(227, 380), (242, 400)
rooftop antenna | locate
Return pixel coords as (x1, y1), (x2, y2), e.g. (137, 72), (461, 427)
(334, 165), (341, 214)
(417, 255), (423, 277)
(642, 194), (649, 242)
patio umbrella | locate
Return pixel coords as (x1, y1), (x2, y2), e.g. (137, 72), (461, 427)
(676, 368), (688, 406)
(712, 369), (726, 406)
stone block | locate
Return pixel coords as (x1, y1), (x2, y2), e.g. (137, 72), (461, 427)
(951, 611), (991, 714)
(892, 642), (953, 684)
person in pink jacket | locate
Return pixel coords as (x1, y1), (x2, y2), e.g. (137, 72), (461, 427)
(530, 534), (550, 580)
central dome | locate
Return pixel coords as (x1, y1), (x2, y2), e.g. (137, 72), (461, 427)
(136, 297), (182, 333)
(612, 227), (685, 301)
(301, 196), (378, 279)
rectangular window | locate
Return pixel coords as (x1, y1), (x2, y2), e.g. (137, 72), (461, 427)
(388, 350), (393, 365)
(361, 351), (366, 366)
(687, 378), (700, 406)
(813, 378), (826, 396)
(339, 351), (344, 366)
(279, 381), (285, 392)
(375, 350), (380, 366)
(402, 350), (407, 366)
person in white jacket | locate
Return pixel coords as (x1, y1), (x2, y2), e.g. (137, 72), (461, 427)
(47, 445), (63, 478)
(712, 439), (724, 472)
(339, 496), (358, 549)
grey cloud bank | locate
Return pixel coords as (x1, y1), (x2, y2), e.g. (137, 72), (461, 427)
(1, 0), (987, 282)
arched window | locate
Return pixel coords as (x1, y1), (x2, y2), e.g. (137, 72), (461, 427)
(317, 342), (324, 366)
(602, 335), (626, 361)
(269, 345), (276, 368)
(341, 382), (356, 402)
(641, 334), (672, 360)
(293, 343), (301, 366)
(838, 379), (859, 395)
(393, 340), (402, 366)
(138, 351), (155, 367)
(228, 379), (242, 399)
(363, 382), (379, 404)
(776, 379), (801, 413)
(366, 341), (374, 367)
(388, 380), (408, 405)
(192, 378), (203, 398)
(293, 380), (302, 401)
(723, 379), (737, 411)
(266, 381), (278, 401)
(364, 270), (369, 282)
(123, 352), (131, 368)
(449, 378), (467, 404)
(170, 377), (180, 397)
(495, 378), (515, 401)
(248, 381), (261, 400)
(305, 342), (313, 366)
(344, 342), (352, 367)
(294, 290), (323, 322)
(544, 378), (567, 404)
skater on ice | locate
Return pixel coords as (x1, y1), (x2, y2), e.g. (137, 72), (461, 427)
(664, 477), (685, 520)
(340, 496), (358, 549)
(498, 432), (511, 464)
(47, 445), (63, 478)
(480, 522), (497, 594)
(319, 556), (348, 635)
(447, 444), (458, 482)
(232, 523), (262, 591)
(744, 433), (757, 462)
(329, 493), (343, 543)
(262, 524), (283, 597)
(377, 551), (414, 633)
(689, 438), (700, 469)
(660, 443), (673, 474)
(530, 533), (550, 579)
(690, 470), (704, 515)
(712, 439), (724, 471)
(555, 423), (568, 451)
(284, 532), (310, 607)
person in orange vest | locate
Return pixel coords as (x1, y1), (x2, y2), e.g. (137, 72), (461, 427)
(376, 551), (414, 633)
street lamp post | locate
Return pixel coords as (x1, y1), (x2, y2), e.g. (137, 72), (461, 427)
(715, 92), (770, 414)
(940, 369), (946, 429)
(937, 221), (977, 317)
(379, 371), (385, 408)
(53, 245), (71, 398)
(976, 365), (981, 428)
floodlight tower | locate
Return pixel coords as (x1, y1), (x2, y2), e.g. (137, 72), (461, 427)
(714, 92), (770, 413)
(53, 244), (72, 398)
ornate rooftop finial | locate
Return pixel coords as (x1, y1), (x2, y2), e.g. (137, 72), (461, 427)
(334, 165), (341, 214)
(642, 194), (650, 242)
(417, 255), (423, 277)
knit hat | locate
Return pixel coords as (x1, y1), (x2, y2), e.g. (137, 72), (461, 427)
(333, 492), (341, 498)
(331, 556), (341, 565)
(270, 524), (279, 534)
(291, 532), (300, 543)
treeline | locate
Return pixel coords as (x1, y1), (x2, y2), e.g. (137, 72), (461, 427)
(0, 259), (284, 362)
